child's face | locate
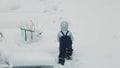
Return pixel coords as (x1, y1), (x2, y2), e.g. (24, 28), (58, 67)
(61, 22), (68, 31)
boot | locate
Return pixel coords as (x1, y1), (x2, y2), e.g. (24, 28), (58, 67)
(58, 58), (65, 65)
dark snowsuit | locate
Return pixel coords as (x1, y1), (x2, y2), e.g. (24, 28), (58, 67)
(58, 30), (73, 65)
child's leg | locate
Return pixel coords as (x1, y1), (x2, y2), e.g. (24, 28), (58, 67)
(66, 44), (73, 57)
(58, 58), (65, 65)
(58, 45), (66, 65)
(59, 45), (66, 58)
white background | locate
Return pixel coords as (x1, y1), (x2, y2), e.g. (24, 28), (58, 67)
(0, 0), (120, 68)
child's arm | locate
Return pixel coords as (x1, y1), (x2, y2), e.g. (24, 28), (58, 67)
(69, 31), (74, 41)
(57, 32), (61, 42)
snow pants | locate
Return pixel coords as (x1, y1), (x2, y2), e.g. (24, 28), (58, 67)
(58, 44), (73, 61)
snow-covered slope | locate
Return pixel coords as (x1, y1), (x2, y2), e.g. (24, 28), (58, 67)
(0, 0), (120, 68)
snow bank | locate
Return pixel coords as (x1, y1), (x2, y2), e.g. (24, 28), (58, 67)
(11, 52), (55, 66)
(0, 29), (57, 67)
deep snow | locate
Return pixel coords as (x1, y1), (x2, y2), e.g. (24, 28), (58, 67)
(0, 0), (120, 68)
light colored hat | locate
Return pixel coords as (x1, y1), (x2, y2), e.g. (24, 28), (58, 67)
(61, 21), (69, 31)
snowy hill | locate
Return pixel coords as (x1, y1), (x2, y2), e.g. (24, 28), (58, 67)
(0, 0), (120, 68)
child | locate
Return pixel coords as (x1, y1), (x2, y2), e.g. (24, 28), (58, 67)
(57, 21), (73, 65)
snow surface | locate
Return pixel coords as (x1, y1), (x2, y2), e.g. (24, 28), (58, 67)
(0, 0), (120, 68)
